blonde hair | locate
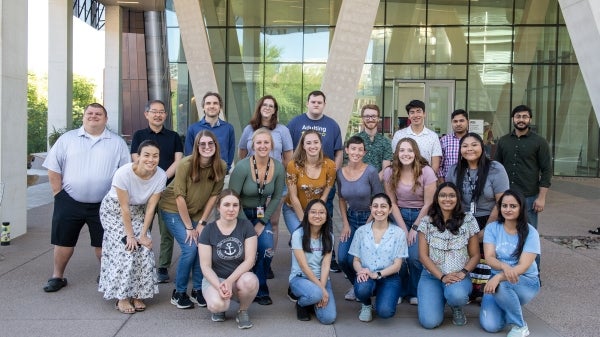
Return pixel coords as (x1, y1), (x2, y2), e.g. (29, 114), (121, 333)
(292, 129), (324, 168)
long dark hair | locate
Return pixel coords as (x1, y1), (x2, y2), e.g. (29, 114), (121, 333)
(427, 182), (466, 235)
(249, 95), (279, 130)
(454, 132), (491, 203)
(299, 199), (333, 254)
(496, 190), (529, 258)
(190, 130), (224, 183)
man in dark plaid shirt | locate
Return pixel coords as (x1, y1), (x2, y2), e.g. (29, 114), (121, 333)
(438, 109), (469, 182)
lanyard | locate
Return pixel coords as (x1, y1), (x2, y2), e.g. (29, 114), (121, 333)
(252, 155), (271, 204)
(466, 169), (478, 203)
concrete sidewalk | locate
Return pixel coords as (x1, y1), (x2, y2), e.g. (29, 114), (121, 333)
(1, 177), (598, 337)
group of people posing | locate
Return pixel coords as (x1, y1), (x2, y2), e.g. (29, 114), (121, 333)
(42, 92), (550, 337)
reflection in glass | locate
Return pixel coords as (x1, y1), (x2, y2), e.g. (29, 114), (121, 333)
(207, 28), (226, 62)
(385, 0), (425, 25)
(229, 0), (264, 26)
(514, 26), (556, 64)
(228, 28), (263, 63)
(305, 0), (342, 25)
(266, 0), (303, 26)
(304, 28), (332, 62)
(470, 0), (513, 25)
(469, 26), (513, 64)
(265, 29), (303, 62)
(386, 27), (425, 63)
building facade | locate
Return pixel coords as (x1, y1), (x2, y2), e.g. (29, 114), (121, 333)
(163, 0), (598, 177)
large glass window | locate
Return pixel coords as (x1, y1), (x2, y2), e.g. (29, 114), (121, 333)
(165, 0), (599, 177)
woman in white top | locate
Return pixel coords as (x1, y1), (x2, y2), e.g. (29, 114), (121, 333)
(99, 140), (167, 314)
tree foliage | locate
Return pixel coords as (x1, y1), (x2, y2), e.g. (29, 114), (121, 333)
(72, 75), (98, 128)
(27, 73), (48, 154)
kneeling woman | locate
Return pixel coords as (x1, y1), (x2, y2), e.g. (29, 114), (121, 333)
(198, 189), (259, 329)
(417, 182), (480, 328)
(99, 140), (167, 313)
(349, 193), (408, 322)
(289, 199), (336, 324)
(479, 190), (540, 337)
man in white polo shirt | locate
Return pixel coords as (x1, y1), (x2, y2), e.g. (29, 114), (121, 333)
(391, 99), (442, 174)
(42, 103), (130, 292)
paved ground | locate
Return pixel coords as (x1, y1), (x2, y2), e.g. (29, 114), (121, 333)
(1, 173), (599, 337)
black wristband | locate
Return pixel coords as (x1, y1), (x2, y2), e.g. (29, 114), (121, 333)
(461, 268), (470, 275)
(440, 274), (446, 281)
(200, 220), (207, 226)
(411, 224), (418, 231)
(185, 227), (193, 230)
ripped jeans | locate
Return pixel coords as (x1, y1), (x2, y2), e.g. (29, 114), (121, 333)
(243, 208), (274, 297)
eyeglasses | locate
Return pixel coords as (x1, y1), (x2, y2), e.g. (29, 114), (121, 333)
(362, 115), (379, 121)
(513, 114), (530, 120)
(148, 110), (166, 115)
(261, 103), (275, 109)
(438, 193), (457, 199)
(198, 141), (215, 148)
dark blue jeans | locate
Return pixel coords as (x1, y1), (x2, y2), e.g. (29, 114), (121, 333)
(398, 207), (423, 298)
(243, 208), (274, 297)
(354, 272), (401, 319)
(338, 209), (370, 284)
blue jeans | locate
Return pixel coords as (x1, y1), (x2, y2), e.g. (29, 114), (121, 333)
(354, 273), (401, 319)
(243, 208), (274, 297)
(525, 195), (541, 270)
(282, 203), (301, 234)
(417, 270), (472, 329)
(338, 209), (370, 284)
(398, 207), (423, 298)
(479, 274), (540, 332)
(161, 210), (202, 293)
(290, 276), (337, 324)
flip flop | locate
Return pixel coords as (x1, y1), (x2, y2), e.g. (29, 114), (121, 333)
(588, 227), (600, 235)
(131, 298), (146, 312)
(43, 277), (67, 292)
(115, 300), (136, 314)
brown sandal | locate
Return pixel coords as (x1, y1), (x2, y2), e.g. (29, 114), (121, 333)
(115, 300), (135, 314)
(131, 298), (146, 312)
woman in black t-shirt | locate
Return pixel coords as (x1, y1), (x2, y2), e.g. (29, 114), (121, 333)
(198, 189), (258, 329)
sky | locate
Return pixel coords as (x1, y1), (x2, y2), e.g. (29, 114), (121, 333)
(28, 0), (106, 97)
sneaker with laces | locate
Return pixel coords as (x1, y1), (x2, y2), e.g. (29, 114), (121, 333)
(236, 310), (253, 329)
(344, 287), (356, 301)
(190, 289), (207, 307)
(451, 306), (467, 326)
(507, 325), (530, 337)
(170, 290), (194, 309)
(157, 267), (170, 283)
(409, 297), (418, 305)
(211, 312), (226, 322)
(287, 286), (299, 303)
(358, 304), (373, 322)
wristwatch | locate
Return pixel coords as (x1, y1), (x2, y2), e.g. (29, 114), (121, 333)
(376, 271), (383, 280)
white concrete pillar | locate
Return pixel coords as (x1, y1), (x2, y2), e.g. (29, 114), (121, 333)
(0, 0), (28, 238)
(103, 5), (123, 134)
(559, 0), (600, 125)
(321, 0), (380, 138)
(172, 0), (218, 115)
(48, 0), (73, 135)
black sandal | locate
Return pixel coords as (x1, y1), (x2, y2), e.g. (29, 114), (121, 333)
(43, 277), (67, 292)
(588, 227), (600, 235)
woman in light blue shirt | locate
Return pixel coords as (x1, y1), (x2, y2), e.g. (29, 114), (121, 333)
(480, 190), (540, 337)
(349, 193), (408, 322)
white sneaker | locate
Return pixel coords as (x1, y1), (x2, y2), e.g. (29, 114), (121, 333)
(344, 287), (356, 301)
(507, 325), (530, 337)
(409, 297), (418, 305)
(397, 297), (403, 305)
(359, 304), (373, 322)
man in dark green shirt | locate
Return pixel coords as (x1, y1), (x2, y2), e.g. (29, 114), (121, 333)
(495, 104), (551, 229)
(353, 104), (393, 180)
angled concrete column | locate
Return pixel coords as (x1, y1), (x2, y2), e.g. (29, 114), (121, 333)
(48, 0), (73, 134)
(559, 0), (600, 125)
(104, 5), (123, 133)
(172, 0), (218, 117)
(0, 0), (28, 238)
(321, 0), (380, 138)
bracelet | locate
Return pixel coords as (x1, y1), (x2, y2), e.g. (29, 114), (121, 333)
(461, 268), (470, 275)
(440, 274), (446, 281)
(411, 224), (418, 231)
(185, 227), (194, 230)
(200, 220), (207, 226)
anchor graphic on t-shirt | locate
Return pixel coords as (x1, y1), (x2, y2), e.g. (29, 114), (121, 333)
(224, 242), (236, 256)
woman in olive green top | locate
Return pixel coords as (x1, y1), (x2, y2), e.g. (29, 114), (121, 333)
(159, 130), (226, 309)
(229, 128), (285, 305)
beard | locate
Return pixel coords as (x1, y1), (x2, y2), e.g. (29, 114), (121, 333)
(513, 121), (529, 131)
